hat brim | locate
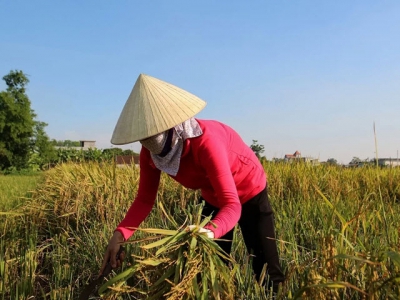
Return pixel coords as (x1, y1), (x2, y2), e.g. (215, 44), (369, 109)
(111, 74), (207, 145)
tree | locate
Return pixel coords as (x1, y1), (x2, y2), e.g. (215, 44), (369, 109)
(102, 147), (124, 161)
(122, 149), (138, 156)
(327, 158), (338, 165)
(51, 140), (81, 147)
(29, 121), (57, 169)
(250, 140), (265, 159)
(0, 70), (35, 170)
(349, 157), (362, 165)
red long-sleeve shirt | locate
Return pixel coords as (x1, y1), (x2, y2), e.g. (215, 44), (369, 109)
(116, 119), (266, 239)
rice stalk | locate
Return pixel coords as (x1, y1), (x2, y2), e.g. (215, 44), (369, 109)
(100, 203), (236, 300)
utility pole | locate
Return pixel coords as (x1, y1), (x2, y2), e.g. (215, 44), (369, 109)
(373, 122), (379, 167)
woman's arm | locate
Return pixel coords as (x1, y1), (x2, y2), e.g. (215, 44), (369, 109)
(199, 140), (242, 238)
(101, 149), (160, 275)
(115, 149), (161, 240)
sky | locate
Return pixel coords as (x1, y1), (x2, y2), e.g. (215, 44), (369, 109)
(1, 1), (399, 164)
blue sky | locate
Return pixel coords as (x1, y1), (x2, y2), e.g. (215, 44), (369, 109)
(1, 1), (399, 164)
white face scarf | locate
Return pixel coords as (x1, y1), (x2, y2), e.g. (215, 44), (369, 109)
(140, 118), (203, 176)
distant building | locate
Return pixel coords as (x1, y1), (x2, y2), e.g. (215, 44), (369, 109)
(79, 140), (96, 149)
(346, 158), (400, 168)
(55, 140), (96, 150)
(284, 150), (319, 165)
(301, 157), (320, 166)
(284, 151), (301, 160)
(377, 158), (400, 167)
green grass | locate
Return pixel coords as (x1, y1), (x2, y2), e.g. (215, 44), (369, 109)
(0, 172), (43, 211)
(1, 162), (400, 299)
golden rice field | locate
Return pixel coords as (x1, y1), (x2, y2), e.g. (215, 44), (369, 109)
(1, 162), (399, 299)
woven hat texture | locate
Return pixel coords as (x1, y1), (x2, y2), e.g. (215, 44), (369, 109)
(111, 74), (207, 145)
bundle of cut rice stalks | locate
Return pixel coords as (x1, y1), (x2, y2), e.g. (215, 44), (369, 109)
(99, 202), (236, 300)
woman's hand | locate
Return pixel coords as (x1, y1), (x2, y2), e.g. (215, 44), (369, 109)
(99, 231), (126, 276)
(186, 225), (214, 238)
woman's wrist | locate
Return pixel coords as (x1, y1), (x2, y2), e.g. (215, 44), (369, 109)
(113, 229), (126, 242)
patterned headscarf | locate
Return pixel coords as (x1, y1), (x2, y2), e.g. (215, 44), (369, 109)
(140, 131), (168, 155)
(140, 118), (203, 176)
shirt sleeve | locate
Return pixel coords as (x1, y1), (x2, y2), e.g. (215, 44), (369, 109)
(198, 138), (242, 238)
(115, 148), (161, 240)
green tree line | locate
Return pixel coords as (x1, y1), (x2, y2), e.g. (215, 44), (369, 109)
(0, 70), (137, 173)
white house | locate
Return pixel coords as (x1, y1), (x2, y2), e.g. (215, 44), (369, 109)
(377, 158), (400, 167)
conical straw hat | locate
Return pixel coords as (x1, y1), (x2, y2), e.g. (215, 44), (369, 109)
(111, 74), (207, 145)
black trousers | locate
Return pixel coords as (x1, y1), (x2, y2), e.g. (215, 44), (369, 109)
(201, 187), (285, 285)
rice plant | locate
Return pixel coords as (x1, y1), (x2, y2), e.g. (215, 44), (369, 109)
(1, 161), (399, 299)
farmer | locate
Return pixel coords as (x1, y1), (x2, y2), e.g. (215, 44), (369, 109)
(100, 74), (285, 290)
